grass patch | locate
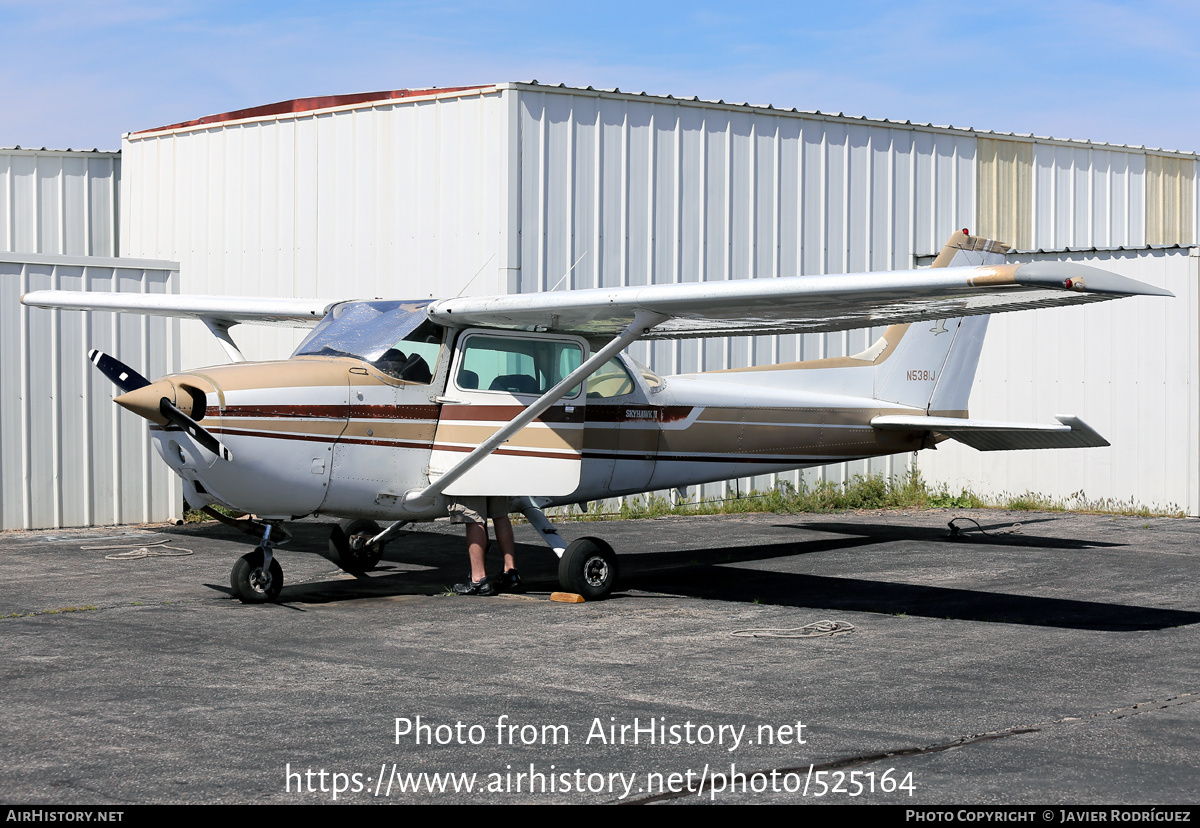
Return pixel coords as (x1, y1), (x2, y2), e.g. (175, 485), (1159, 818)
(183, 504), (245, 523)
(4, 605), (100, 619)
(553, 471), (1184, 521)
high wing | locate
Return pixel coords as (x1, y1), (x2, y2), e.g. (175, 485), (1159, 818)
(426, 262), (1171, 338)
(24, 261), (1170, 341)
(20, 291), (330, 326)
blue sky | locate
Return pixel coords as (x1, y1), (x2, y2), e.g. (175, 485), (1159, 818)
(3, 0), (1197, 153)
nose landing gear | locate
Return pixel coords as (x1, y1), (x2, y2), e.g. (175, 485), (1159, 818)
(229, 521), (289, 603)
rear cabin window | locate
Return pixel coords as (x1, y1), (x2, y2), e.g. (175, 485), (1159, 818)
(457, 336), (583, 397)
(586, 358), (636, 399)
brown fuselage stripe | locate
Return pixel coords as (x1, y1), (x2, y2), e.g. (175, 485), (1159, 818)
(169, 425), (878, 463)
(441, 404), (585, 424)
(210, 403), (700, 425)
(584, 405), (696, 423)
(207, 427), (432, 451)
(218, 404), (440, 420)
(580, 451), (869, 464)
(432, 444), (580, 461)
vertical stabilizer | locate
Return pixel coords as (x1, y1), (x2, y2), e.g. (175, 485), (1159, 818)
(873, 231), (1009, 413)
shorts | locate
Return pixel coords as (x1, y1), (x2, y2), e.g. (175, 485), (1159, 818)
(447, 496), (512, 525)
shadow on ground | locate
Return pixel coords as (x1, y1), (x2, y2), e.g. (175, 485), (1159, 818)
(173, 517), (1200, 632)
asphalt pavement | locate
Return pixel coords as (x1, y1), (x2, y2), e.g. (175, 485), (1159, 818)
(1, 509), (1197, 805)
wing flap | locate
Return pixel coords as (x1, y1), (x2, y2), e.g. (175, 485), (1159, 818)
(871, 414), (1110, 451)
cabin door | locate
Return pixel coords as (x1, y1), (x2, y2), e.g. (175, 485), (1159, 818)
(429, 330), (587, 497)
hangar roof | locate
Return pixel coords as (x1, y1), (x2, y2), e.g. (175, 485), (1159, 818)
(128, 81), (1200, 159)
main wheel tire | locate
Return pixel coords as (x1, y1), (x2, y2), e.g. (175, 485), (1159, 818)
(231, 548), (283, 603)
(558, 537), (619, 600)
(328, 519), (384, 572)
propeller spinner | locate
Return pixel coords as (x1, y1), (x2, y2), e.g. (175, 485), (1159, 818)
(88, 350), (234, 462)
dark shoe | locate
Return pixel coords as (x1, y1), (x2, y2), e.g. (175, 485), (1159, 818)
(495, 568), (524, 593)
(453, 576), (495, 596)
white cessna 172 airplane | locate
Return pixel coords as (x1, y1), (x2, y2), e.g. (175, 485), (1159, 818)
(22, 232), (1171, 603)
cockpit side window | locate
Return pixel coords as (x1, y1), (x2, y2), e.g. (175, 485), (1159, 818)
(292, 301), (444, 384)
(371, 320), (444, 384)
(456, 335), (583, 397)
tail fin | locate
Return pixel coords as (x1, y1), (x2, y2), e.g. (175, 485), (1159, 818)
(872, 231), (1009, 414)
(698, 230), (1010, 414)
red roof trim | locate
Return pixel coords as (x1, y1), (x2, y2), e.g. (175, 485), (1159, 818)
(134, 86), (492, 134)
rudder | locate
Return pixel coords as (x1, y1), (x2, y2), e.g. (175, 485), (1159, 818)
(872, 231), (1009, 413)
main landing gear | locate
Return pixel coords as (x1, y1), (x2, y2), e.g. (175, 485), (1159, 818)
(327, 518), (409, 574)
(558, 536), (619, 600)
(517, 497), (619, 600)
(328, 519), (384, 573)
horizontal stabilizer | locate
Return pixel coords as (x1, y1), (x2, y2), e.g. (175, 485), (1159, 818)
(871, 414), (1109, 451)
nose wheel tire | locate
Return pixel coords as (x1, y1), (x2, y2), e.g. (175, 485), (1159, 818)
(231, 548), (283, 603)
(329, 519), (385, 573)
(558, 537), (619, 600)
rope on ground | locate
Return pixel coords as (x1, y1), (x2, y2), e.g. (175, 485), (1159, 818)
(730, 620), (856, 639)
(81, 539), (195, 560)
(947, 517), (1023, 538)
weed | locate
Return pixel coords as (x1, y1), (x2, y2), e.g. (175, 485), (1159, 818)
(183, 504), (245, 523)
(4, 606), (100, 619)
(549, 470), (1184, 521)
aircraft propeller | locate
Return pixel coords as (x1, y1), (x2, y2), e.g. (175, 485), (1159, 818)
(87, 349), (234, 462)
(157, 395), (234, 462)
(87, 349), (150, 393)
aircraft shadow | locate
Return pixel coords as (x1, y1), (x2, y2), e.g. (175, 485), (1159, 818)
(187, 522), (1197, 631)
(776, 520), (1127, 550)
(625, 565), (1199, 632)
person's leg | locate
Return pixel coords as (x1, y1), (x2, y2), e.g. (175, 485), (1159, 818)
(493, 516), (516, 573)
(466, 521), (489, 582)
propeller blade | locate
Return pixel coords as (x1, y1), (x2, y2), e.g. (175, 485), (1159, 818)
(158, 397), (234, 462)
(88, 349), (150, 394)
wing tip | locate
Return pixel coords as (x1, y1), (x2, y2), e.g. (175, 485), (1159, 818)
(1015, 262), (1174, 298)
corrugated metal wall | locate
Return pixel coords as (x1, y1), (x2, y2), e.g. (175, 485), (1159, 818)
(0, 252), (181, 529)
(1146, 155), (1195, 246)
(975, 138), (1199, 251)
(512, 86), (978, 494)
(122, 88), (514, 369)
(1031, 142), (1148, 250)
(507, 85), (1199, 500)
(1, 148), (121, 256)
(915, 247), (1200, 515)
(976, 138), (1034, 250)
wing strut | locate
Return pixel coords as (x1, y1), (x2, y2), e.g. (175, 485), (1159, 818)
(202, 318), (246, 362)
(403, 310), (666, 512)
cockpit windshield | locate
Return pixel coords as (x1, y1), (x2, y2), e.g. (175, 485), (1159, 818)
(292, 300), (444, 383)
